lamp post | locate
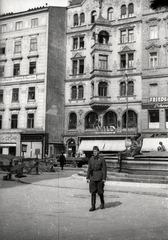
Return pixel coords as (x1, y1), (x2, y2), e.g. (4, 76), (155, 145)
(125, 73), (129, 147)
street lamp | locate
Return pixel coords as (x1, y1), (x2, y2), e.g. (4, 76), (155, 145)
(125, 74), (129, 148)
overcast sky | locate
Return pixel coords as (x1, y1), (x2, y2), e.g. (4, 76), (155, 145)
(0, 0), (69, 15)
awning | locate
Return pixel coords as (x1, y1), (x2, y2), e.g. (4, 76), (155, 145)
(141, 138), (168, 152)
(78, 140), (126, 151)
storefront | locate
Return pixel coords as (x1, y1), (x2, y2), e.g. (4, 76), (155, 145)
(0, 133), (21, 156)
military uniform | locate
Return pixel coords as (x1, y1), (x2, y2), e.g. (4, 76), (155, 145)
(86, 151), (107, 211)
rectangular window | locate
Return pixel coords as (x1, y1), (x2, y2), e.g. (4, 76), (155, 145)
(0, 115), (2, 129)
(150, 52), (158, 68)
(72, 60), (78, 75)
(15, 21), (22, 31)
(0, 66), (4, 77)
(78, 86), (84, 99)
(73, 38), (78, 50)
(149, 110), (159, 129)
(28, 87), (35, 101)
(13, 63), (20, 76)
(29, 62), (36, 74)
(150, 26), (158, 39)
(120, 54), (126, 68)
(79, 59), (84, 74)
(0, 46), (5, 54)
(149, 83), (158, 96)
(0, 90), (3, 103)
(27, 113), (34, 128)
(1, 24), (7, 33)
(31, 18), (38, 28)
(128, 29), (134, 42)
(128, 53), (134, 68)
(121, 30), (126, 43)
(14, 41), (21, 53)
(79, 37), (84, 48)
(30, 38), (37, 51)
(12, 88), (19, 102)
(11, 114), (18, 129)
(92, 56), (95, 71)
(99, 55), (108, 70)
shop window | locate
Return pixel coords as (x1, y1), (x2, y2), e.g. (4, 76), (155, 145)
(99, 55), (108, 70)
(31, 18), (38, 28)
(107, 8), (113, 21)
(121, 5), (126, 18)
(85, 112), (98, 129)
(14, 41), (21, 53)
(27, 113), (34, 128)
(13, 63), (20, 76)
(74, 14), (78, 26)
(128, 3), (134, 17)
(150, 26), (158, 39)
(80, 13), (85, 25)
(91, 11), (97, 23)
(149, 52), (158, 68)
(30, 38), (37, 51)
(0, 66), (4, 77)
(0, 90), (3, 102)
(98, 31), (109, 44)
(0, 115), (2, 129)
(11, 114), (18, 129)
(122, 110), (137, 128)
(149, 110), (159, 129)
(0, 24), (7, 33)
(15, 21), (22, 31)
(71, 86), (77, 99)
(29, 61), (36, 74)
(12, 88), (19, 102)
(69, 112), (77, 129)
(103, 111), (117, 128)
(28, 87), (35, 101)
(98, 82), (107, 97)
(166, 110), (168, 128)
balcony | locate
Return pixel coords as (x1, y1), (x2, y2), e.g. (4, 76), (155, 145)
(89, 96), (111, 110)
(91, 42), (112, 55)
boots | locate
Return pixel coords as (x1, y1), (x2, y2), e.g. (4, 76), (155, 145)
(99, 194), (105, 209)
(89, 193), (96, 211)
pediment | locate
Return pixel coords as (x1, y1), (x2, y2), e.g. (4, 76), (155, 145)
(121, 46), (132, 52)
(72, 52), (83, 59)
(145, 43), (161, 50)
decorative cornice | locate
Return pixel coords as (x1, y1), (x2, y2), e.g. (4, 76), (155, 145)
(146, 17), (161, 23)
(145, 43), (161, 50)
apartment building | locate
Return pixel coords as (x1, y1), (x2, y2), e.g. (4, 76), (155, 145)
(141, 3), (168, 137)
(64, 0), (143, 157)
(0, 6), (66, 158)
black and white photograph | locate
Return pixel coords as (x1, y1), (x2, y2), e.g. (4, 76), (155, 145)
(0, 0), (168, 239)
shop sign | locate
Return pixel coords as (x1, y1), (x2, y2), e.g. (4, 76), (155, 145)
(21, 135), (43, 142)
(149, 97), (168, 103)
(94, 125), (116, 134)
(142, 103), (168, 109)
(0, 134), (19, 142)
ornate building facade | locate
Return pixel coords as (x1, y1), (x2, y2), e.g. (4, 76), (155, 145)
(64, 0), (144, 157)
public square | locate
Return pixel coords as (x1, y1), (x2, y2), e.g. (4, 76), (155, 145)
(0, 168), (168, 240)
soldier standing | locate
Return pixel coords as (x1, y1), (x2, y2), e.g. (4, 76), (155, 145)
(86, 146), (107, 211)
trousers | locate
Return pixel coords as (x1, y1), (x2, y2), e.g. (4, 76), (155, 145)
(89, 180), (104, 195)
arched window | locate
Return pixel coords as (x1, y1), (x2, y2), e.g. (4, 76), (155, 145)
(85, 112), (98, 129)
(78, 85), (84, 99)
(122, 110), (137, 128)
(71, 86), (77, 99)
(120, 81), (126, 96)
(69, 112), (77, 129)
(91, 11), (97, 23)
(103, 111), (117, 128)
(127, 81), (134, 96)
(128, 3), (134, 17)
(98, 31), (109, 44)
(80, 13), (85, 25)
(121, 5), (126, 18)
(107, 7), (113, 21)
(74, 14), (78, 26)
(98, 82), (107, 97)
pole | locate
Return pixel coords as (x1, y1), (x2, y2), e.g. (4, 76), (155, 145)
(125, 74), (128, 145)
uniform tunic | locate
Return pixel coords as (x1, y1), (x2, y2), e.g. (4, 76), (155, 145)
(86, 155), (107, 194)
